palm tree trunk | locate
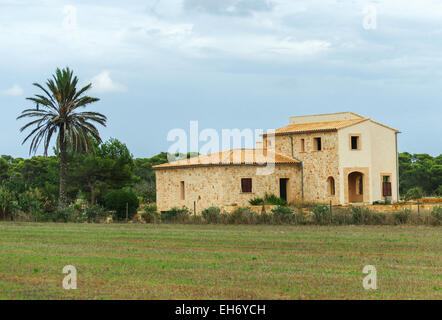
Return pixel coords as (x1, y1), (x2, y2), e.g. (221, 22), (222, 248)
(58, 139), (68, 208)
(89, 183), (95, 206)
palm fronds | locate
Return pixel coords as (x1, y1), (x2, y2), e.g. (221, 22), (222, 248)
(17, 67), (107, 155)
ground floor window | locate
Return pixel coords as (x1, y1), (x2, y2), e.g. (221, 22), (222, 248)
(382, 175), (392, 197)
(327, 177), (336, 196)
(241, 178), (252, 193)
(180, 181), (185, 200)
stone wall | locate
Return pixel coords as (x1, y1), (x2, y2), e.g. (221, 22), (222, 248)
(265, 132), (340, 204)
(155, 164), (302, 214)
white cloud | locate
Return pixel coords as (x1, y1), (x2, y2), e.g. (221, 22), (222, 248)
(2, 84), (24, 96)
(90, 71), (126, 93)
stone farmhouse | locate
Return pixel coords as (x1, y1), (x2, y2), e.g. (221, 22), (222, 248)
(153, 112), (400, 213)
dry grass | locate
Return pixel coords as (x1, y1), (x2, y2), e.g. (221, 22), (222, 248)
(0, 222), (440, 300)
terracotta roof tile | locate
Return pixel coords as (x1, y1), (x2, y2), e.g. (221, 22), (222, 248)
(153, 149), (300, 169)
(267, 118), (370, 135)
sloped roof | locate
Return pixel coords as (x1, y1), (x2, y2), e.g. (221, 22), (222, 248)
(265, 118), (399, 136)
(153, 149), (300, 170)
(265, 118), (369, 136)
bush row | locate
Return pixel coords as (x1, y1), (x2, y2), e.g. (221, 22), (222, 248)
(142, 204), (442, 226)
(2, 188), (140, 223)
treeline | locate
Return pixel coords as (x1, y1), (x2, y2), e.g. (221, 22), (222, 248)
(399, 152), (442, 198)
(0, 138), (172, 219)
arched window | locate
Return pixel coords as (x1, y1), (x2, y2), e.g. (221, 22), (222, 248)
(327, 177), (336, 196)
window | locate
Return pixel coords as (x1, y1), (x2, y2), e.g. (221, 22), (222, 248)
(327, 177), (336, 196)
(300, 139), (305, 152)
(351, 136), (359, 150)
(314, 137), (322, 151)
(241, 178), (252, 193)
(349, 134), (361, 150)
(180, 181), (185, 200)
(382, 175), (392, 197)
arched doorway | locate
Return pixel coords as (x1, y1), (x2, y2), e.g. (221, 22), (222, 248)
(348, 172), (364, 203)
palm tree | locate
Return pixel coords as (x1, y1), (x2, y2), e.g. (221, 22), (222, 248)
(17, 67), (107, 208)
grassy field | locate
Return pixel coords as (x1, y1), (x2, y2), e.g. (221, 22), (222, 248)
(0, 222), (440, 300)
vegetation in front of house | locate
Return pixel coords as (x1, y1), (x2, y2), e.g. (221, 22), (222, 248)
(136, 204), (442, 226)
(249, 193), (287, 206)
(0, 222), (440, 300)
(104, 189), (139, 221)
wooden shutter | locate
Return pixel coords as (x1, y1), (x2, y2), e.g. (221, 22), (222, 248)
(383, 182), (392, 197)
(241, 178), (252, 193)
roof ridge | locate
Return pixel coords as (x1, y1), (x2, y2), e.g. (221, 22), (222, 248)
(152, 148), (300, 169)
(265, 118), (370, 136)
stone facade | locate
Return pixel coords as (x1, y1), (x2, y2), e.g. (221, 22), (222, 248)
(155, 164), (301, 214)
(264, 132), (341, 204)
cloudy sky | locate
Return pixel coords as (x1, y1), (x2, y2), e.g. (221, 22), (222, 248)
(1, 0), (441, 158)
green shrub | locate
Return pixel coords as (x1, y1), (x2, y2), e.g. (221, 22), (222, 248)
(189, 215), (203, 224)
(17, 188), (44, 218)
(142, 203), (160, 223)
(144, 203), (157, 213)
(85, 205), (108, 223)
(257, 212), (272, 224)
(295, 211), (309, 225)
(371, 212), (387, 225)
(330, 207), (352, 225)
(0, 186), (15, 219)
(271, 205), (295, 224)
(249, 197), (264, 206)
(405, 187), (424, 200)
(313, 204), (330, 225)
(50, 207), (78, 223)
(248, 194), (286, 206)
(351, 207), (371, 225)
(104, 189), (139, 221)
(351, 207), (387, 225)
(430, 206), (442, 225)
(264, 193), (287, 206)
(161, 207), (191, 223)
(142, 211), (160, 223)
(202, 206), (222, 224)
(229, 207), (258, 224)
(394, 209), (411, 225)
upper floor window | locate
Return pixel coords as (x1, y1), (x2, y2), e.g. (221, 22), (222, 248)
(350, 135), (361, 150)
(300, 139), (305, 152)
(314, 137), (322, 151)
(241, 178), (252, 193)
